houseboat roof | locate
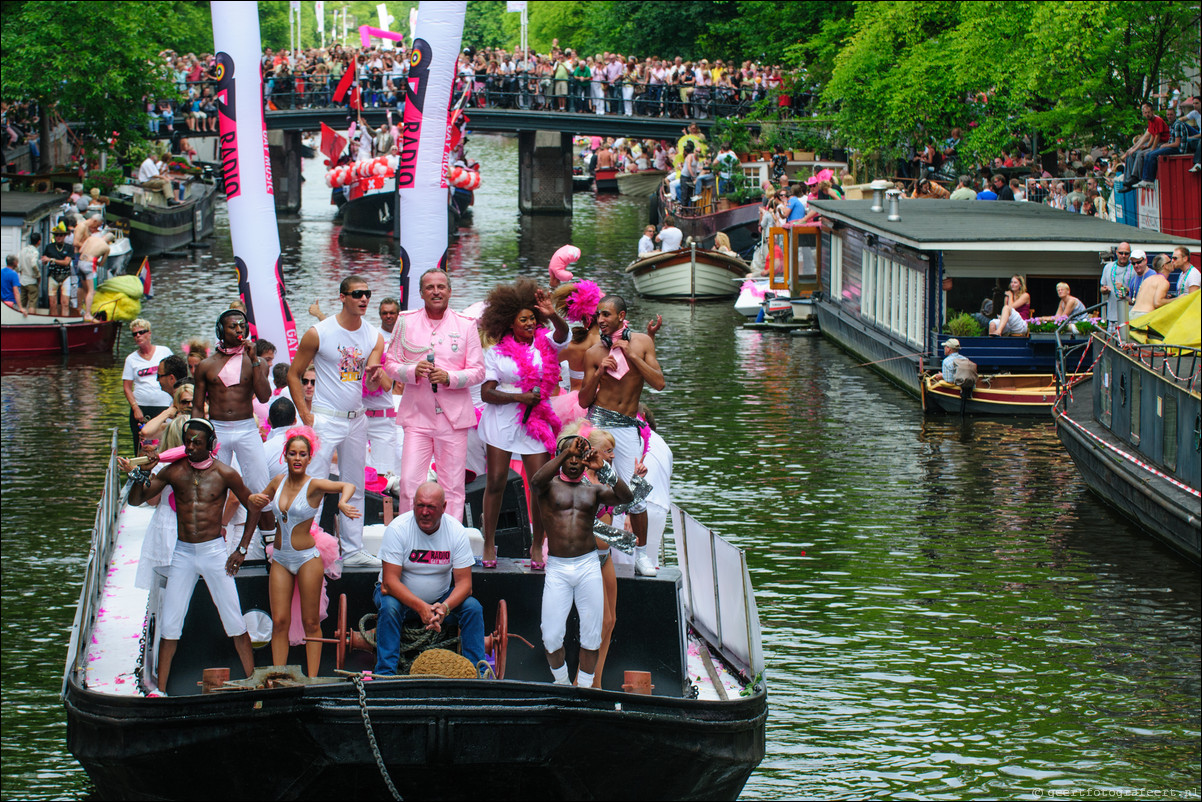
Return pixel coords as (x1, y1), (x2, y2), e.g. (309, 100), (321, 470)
(808, 199), (1200, 253)
(0, 191), (62, 225)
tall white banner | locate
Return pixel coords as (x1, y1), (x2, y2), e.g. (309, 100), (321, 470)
(315, 0), (325, 33)
(211, 1), (298, 357)
(397, 1), (466, 310)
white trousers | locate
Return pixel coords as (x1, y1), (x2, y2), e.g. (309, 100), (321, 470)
(307, 411), (366, 556)
(609, 425), (647, 514)
(214, 418), (270, 494)
(365, 413), (399, 476)
(160, 539), (246, 639)
(541, 551), (604, 652)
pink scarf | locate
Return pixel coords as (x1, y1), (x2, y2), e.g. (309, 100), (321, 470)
(493, 330), (563, 453)
(605, 324), (630, 379)
(158, 445), (218, 469)
(215, 343), (244, 387)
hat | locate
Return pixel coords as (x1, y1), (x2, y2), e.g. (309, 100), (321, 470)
(944, 338), (961, 351)
(1130, 249), (1146, 261)
(52, 222), (67, 234)
(805, 175), (819, 186)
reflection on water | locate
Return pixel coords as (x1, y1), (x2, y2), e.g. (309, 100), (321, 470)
(1, 135), (1197, 800)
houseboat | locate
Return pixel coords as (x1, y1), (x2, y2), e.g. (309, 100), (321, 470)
(1052, 303), (1200, 561)
(63, 433), (768, 800)
(105, 177), (218, 256)
(807, 194), (1200, 401)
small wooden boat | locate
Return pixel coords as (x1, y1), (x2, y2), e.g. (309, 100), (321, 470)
(572, 172), (593, 192)
(626, 245), (750, 300)
(593, 167), (619, 193)
(105, 179), (217, 256)
(1, 302), (119, 356)
(921, 371), (1090, 416)
(616, 169), (668, 197)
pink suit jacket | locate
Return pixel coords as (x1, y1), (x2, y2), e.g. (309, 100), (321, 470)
(383, 307), (484, 431)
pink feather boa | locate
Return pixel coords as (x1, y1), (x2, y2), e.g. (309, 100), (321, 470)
(493, 330), (563, 453)
(564, 280), (602, 326)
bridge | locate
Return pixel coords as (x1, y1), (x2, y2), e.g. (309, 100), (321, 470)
(156, 93), (820, 215)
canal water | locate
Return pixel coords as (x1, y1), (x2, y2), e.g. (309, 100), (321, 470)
(1, 136), (1198, 800)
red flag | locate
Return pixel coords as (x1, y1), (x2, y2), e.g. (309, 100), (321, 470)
(332, 68), (355, 103)
(348, 85), (362, 111)
(319, 122), (347, 164)
(137, 257), (152, 298)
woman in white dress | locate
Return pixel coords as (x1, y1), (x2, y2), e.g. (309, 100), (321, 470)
(477, 279), (570, 568)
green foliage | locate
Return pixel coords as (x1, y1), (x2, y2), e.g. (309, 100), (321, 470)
(463, 0), (518, 51)
(711, 117), (752, 153)
(943, 312), (984, 337)
(822, 1), (1201, 167)
(705, 1), (853, 65)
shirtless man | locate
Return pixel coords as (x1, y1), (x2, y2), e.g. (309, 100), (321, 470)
(76, 230), (113, 322)
(193, 309), (276, 542)
(579, 295), (665, 576)
(118, 419), (262, 694)
(1130, 255), (1173, 319)
(530, 435), (632, 687)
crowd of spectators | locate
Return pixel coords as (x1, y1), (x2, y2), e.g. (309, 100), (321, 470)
(142, 40), (818, 126)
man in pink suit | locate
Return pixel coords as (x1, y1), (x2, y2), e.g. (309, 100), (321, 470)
(370, 269), (484, 521)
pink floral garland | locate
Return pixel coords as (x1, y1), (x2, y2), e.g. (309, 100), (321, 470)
(493, 329), (563, 453)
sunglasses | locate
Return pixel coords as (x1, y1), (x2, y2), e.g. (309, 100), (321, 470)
(301, 378), (316, 386)
(132, 329), (150, 336)
(345, 289), (372, 299)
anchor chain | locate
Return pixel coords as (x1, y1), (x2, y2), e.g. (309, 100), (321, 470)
(133, 614), (149, 696)
(352, 675), (404, 802)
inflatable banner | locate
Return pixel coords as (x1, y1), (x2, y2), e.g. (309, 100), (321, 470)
(397, 1), (466, 310)
(211, 1), (298, 357)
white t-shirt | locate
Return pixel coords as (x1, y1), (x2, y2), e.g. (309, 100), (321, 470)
(638, 235), (656, 255)
(122, 345), (174, 406)
(137, 157), (161, 183)
(378, 512), (475, 603)
(311, 315), (382, 413)
(657, 226), (683, 252)
(263, 429), (289, 480)
(1177, 266), (1200, 296)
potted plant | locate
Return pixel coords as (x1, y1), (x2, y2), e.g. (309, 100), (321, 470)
(942, 311), (984, 338)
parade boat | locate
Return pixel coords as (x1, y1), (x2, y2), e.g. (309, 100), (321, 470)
(592, 166), (619, 193)
(1052, 313), (1200, 561)
(615, 168), (668, 197)
(63, 432), (768, 801)
(1, 302), (119, 356)
(105, 178), (217, 256)
(331, 158), (478, 239)
(626, 244), (750, 300)
(921, 371), (1091, 416)
(655, 183), (763, 257)
(808, 196), (1201, 403)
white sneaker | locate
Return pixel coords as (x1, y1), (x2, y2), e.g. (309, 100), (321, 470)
(342, 551), (382, 568)
(634, 552), (658, 577)
(1190, 164), (1201, 173)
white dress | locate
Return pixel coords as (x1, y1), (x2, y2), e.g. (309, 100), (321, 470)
(478, 330), (568, 455)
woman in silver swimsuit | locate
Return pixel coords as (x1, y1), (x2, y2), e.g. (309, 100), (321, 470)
(252, 427), (359, 677)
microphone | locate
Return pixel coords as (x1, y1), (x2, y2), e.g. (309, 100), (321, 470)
(426, 353), (437, 393)
(522, 386), (540, 423)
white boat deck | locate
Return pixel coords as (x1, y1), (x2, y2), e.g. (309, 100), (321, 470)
(84, 503), (153, 696)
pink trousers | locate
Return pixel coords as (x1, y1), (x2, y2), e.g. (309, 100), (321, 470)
(398, 419), (469, 522)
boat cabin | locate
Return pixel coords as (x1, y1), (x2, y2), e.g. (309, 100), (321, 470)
(806, 198), (1201, 398)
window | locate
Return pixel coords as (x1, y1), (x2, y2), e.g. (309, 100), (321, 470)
(1100, 356), (1112, 426)
(1130, 370), (1141, 446)
(862, 250), (875, 321)
(829, 235), (843, 303)
(1163, 394), (1177, 470)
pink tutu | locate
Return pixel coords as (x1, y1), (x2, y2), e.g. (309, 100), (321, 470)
(550, 390), (587, 426)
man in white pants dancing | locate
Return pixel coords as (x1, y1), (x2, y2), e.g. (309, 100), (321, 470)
(289, 275), (386, 567)
(530, 435), (632, 688)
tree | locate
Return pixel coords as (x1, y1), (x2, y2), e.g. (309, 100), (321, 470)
(1, 0), (187, 168)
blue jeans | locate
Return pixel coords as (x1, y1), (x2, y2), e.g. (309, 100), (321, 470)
(373, 582), (485, 674)
(1141, 145), (1181, 183)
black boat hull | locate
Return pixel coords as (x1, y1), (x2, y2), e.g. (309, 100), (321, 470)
(105, 184), (217, 256)
(67, 678), (765, 801)
(340, 189), (473, 238)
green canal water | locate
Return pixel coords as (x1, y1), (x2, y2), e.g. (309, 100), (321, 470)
(1, 136), (1198, 800)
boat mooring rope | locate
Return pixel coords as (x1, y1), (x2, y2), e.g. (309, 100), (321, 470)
(352, 675), (404, 801)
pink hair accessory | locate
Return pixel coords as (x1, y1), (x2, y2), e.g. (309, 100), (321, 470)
(578, 421), (593, 440)
(283, 425), (321, 459)
(564, 280), (602, 325)
(549, 244), (581, 284)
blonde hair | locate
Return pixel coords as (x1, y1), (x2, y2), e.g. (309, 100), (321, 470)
(714, 232), (732, 250)
(560, 420), (615, 450)
(1056, 282), (1069, 293)
(130, 318), (151, 333)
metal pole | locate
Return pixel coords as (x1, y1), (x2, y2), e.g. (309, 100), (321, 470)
(690, 241), (696, 301)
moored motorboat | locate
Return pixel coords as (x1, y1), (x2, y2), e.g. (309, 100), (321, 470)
(64, 433), (768, 800)
(626, 246), (750, 300)
(1052, 326), (1200, 561)
(616, 169), (667, 197)
(1, 302), (119, 356)
(922, 371), (1089, 416)
(105, 178), (217, 256)
(593, 167), (619, 193)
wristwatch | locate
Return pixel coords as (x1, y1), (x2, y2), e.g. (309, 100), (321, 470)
(237, 545), (248, 555)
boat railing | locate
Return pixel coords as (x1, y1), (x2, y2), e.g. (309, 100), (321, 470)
(61, 428), (124, 698)
(670, 504), (764, 682)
